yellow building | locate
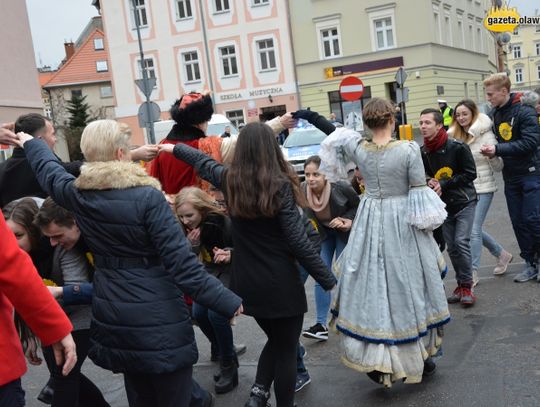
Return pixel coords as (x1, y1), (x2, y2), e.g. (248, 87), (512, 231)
(509, 19), (540, 91)
(288, 0), (499, 129)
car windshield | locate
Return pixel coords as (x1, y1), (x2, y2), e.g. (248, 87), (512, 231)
(283, 128), (327, 148)
(207, 123), (238, 136)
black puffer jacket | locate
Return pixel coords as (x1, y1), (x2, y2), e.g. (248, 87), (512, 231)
(490, 92), (540, 180)
(0, 148), (82, 207)
(421, 138), (477, 214)
(172, 143), (336, 318)
(24, 139), (241, 374)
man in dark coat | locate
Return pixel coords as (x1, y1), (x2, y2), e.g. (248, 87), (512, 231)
(420, 108), (477, 307)
(481, 73), (540, 283)
(0, 114), (82, 207)
(15, 119), (242, 407)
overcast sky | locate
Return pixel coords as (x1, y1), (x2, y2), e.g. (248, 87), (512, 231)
(26, 0), (537, 69)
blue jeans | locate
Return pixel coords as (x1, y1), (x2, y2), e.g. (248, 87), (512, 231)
(315, 228), (346, 326)
(442, 201), (477, 287)
(0, 379), (24, 407)
(504, 174), (540, 264)
(192, 302), (235, 362)
(470, 193), (503, 270)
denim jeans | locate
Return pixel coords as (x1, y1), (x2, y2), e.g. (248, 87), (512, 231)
(0, 379), (25, 407)
(442, 200), (477, 287)
(470, 193), (503, 270)
(504, 174), (540, 264)
(192, 302), (234, 362)
(315, 228), (347, 326)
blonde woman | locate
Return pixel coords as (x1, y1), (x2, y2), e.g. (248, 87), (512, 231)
(14, 119), (242, 407)
(449, 99), (512, 284)
(175, 187), (239, 394)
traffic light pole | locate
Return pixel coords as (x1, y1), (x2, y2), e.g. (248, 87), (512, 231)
(132, 0), (156, 144)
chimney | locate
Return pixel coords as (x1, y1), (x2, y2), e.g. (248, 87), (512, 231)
(64, 42), (75, 61)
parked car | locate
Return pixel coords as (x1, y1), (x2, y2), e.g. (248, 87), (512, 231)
(153, 114), (238, 142)
(281, 121), (327, 180)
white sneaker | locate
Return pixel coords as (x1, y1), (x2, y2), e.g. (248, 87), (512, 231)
(472, 269), (479, 287)
(493, 250), (513, 275)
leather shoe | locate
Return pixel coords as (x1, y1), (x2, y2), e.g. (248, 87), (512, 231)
(37, 381), (54, 405)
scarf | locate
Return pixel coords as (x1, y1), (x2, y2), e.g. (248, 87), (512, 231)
(423, 127), (448, 153)
(306, 181), (332, 213)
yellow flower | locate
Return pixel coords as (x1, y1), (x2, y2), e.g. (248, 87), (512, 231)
(42, 279), (57, 287)
(435, 166), (453, 180)
(499, 122), (512, 141)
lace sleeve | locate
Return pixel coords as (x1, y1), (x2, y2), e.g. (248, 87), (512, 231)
(318, 128), (361, 182)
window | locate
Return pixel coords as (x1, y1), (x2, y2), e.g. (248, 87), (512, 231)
(458, 20), (464, 47)
(100, 86), (113, 98)
(469, 24), (474, 50)
(183, 51), (201, 82)
(328, 88), (372, 126)
(252, 0), (269, 5)
(214, 0), (230, 13)
(94, 38), (104, 50)
(477, 27), (483, 52)
(219, 45), (238, 77)
(71, 90), (82, 98)
(139, 58), (156, 79)
(444, 15), (452, 46)
(513, 45), (521, 59)
(257, 39), (276, 71)
(374, 17), (394, 50)
(132, 0), (148, 26)
(96, 60), (108, 72)
(536, 43), (540, 56)
(320, 27), (341, 58)
(537, 65), (540, 80)
(226, 110), (244, 129)
(176, 0), (192, 19)
(433, 11), (441, 43)
(515, 68), (523, 83)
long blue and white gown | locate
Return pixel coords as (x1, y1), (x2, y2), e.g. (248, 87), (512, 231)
(319, 128), (450, 387)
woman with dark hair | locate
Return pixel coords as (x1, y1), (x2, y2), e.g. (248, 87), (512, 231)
(159, 122), (336, 407)
(294, 98), (450, 387)
(301, 155), (359, 342)
(449, 99), (511, 283)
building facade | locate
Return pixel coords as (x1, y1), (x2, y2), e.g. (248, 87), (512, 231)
(97, 0), (299, 144)
(509, 19), (540, 92)
(43, 18), (115, 129)
(0, 0), (43, 129)
(289, 0), (498, 128)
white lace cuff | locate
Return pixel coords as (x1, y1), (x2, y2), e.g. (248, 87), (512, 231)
(407, 186), (447, 230)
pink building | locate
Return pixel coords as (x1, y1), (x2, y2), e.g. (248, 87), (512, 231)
(95, 0), (299, 144)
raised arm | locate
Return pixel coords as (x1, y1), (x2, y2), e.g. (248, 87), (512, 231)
(16, 135), (79, 211)
(163, 143), (226, 189)
(277, 183), (336, 290)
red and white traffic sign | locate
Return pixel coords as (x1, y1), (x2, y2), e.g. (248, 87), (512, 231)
(339, 76), (364, 101)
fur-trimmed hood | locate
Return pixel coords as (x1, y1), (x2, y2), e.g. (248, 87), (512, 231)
(74, 161), (162, 191)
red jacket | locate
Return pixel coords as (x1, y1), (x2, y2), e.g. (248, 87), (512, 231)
(149, 139), (200, 194)
(0, 214), (72, 386)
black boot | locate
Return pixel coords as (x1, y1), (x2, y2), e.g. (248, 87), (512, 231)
(423, 357), (437, 376)
(37, 377), (54, 404)
(366, 370), (383, 384)
(215, 359), (239, 394)
(244, 383), (271, 407)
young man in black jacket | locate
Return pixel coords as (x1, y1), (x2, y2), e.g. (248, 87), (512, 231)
(480, 73), (540, 283)
(420, 108), (478, 306)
